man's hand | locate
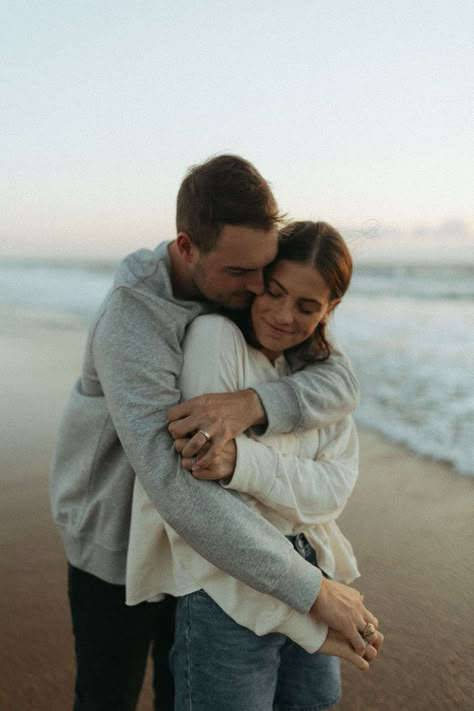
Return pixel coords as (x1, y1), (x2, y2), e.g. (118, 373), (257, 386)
(175, 437), (237, 481)
(310, 577), (379, 655)
(168, 390), (265, 470)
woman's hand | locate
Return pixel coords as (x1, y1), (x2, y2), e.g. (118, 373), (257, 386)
(175, 437), (238, 481)
(310, 577), (380, 656)
(168, 390), (265, 470)
(319, 628), (384, 671)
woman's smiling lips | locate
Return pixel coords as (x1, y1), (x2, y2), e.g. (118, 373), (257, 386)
(262, 319), (294, 336)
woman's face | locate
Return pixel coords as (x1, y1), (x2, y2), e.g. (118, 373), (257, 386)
(251, 259), (339, 361)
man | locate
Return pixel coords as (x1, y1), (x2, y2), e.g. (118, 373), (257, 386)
(51, 155), (377, 711)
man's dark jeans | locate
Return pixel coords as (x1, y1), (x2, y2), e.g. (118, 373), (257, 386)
(68, 564), (175, 711)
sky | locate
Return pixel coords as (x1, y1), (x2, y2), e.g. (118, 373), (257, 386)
(1, 0), (473, 260)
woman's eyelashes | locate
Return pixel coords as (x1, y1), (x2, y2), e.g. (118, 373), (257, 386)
(265, 286), (318, 316)
(266, 287), (281, 298)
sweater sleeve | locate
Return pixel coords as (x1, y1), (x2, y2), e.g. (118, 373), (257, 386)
(225, 420), (359, 526)
(91, 294), (321, 613)
(252, 343), (360, 435)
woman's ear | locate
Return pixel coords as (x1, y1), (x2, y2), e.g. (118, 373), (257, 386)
(326, 298), (342, 317)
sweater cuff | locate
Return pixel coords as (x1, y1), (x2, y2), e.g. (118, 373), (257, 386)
(278, 611), (329, 653)
(273, 548), (322, 614)
(224, 436), (277, 497)
(252, 379), (302, 436)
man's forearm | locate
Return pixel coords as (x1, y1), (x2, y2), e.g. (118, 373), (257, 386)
(253, 349), (360, 436)
(107, 396), (321, 614)
(139, 440), (322, 612)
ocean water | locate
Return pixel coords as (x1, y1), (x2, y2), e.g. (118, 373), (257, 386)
(334, 268), (474, 477)
(0, 260), (116, 316)
(1, 257), (473, 476)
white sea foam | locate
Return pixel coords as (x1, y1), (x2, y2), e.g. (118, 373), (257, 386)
(1, 259), (473, 476)
(334, 293), (474, 476)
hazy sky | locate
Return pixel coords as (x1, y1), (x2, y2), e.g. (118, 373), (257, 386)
(2, 1), (473, 258)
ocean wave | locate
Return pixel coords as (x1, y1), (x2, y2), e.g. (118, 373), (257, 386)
(335, 296), (474, 476)
(350, 264), (474, 300)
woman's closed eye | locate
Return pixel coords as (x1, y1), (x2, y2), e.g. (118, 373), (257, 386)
(266, 286), (282, 298)
(298, 301), (322, 315)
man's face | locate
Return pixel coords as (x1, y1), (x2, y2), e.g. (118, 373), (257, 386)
(191, 224), (278, 309)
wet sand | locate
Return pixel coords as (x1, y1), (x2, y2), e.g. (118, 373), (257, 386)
(1, 310), (473, 710)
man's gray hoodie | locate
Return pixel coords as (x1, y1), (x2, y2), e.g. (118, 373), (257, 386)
(50, 242), (359, 613)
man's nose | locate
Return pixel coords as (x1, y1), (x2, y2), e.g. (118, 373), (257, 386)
(245, 270), (265, 296)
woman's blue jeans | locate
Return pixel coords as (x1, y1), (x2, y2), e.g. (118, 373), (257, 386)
(170, 534), (341, 711)
(171, 590), (340, 711)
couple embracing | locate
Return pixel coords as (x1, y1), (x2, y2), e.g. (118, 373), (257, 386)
(51, 154), (383, 711)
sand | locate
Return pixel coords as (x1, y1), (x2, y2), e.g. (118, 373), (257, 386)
(1, 309), (473, 711)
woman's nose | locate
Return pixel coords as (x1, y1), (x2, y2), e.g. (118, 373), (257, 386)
(273, 300), (293, 324)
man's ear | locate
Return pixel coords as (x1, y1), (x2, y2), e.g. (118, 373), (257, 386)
(176, 232), (199, 263)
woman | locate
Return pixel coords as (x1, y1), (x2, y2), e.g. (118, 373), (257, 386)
(126, 221), (381, 710)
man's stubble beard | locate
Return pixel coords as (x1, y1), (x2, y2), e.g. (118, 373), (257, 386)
(191, 262), (251, 310)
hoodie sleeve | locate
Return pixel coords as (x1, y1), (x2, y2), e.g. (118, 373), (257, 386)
(252, 341), (360, 435)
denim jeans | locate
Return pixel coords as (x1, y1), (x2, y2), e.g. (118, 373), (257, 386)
(170, 536), (341, 711)
(68, 564), (175, 711)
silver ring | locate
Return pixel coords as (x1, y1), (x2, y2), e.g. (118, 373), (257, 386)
(191, 457), (197, 467)
(198, 430), (211, 442)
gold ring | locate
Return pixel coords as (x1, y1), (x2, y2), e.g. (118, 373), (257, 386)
(362, 623), (377, 642)
(198, 430), (211, 442)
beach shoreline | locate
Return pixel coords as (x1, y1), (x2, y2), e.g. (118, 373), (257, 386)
(1, 311), (473, 710)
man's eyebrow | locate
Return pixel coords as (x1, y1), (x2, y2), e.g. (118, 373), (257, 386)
(270, 277), (322, 306)
(225, 266), (258, 273)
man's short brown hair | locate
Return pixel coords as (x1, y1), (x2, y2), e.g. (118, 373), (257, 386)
(176, 154), (283, 252)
